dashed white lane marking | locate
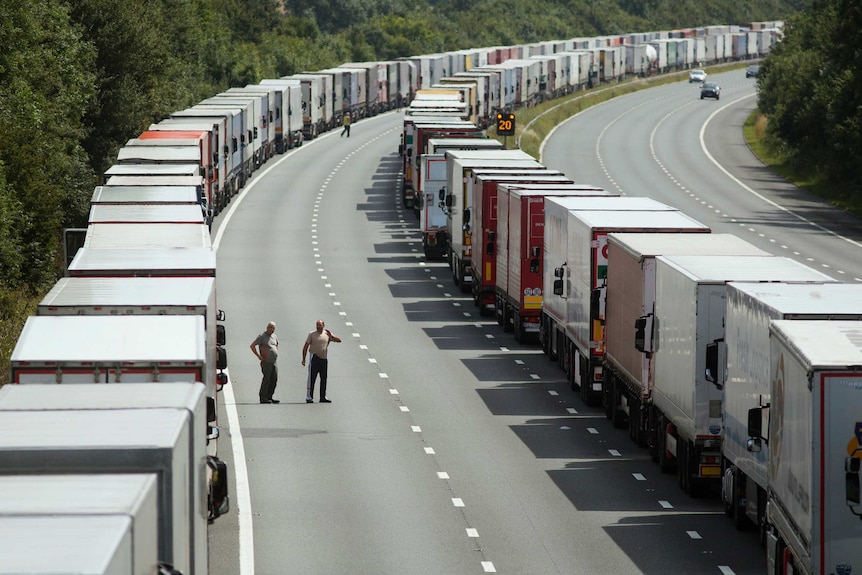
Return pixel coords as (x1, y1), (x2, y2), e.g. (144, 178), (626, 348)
(378, 373), (388, 379)
(452, 498), (465, 507)
(566, 408), (578, 414)
(515, 359), (524, 365)
(482, 561), (497, 573)
(719, 566), (736, 575)
(548, 390), (558, 396)
(368, 358), (377, 364)
(500, 346), (509, 351)
(437, 472), (449, 479)
(389, 388), (398, 394)
(530, 374), (541, 380)
(659, 500), (673, 509)
(351, 332), (360, 337)
(687, 531), (702, 540)
(466, 528), (479, 537)
(424, 447), (435, 454)
(587, 428), (599, 434)
(359, 344), (367, 350)
(411, 426), (421, 433)
(608, 449), (621, 457)
(485, 334), (494, 339)
(633, 473), (647, 481)
(399, 406), (409, 412)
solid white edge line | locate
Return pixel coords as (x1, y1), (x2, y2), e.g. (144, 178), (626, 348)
(220, 381), (254, 574)
(212, 134), (337, 575)
(700, 94), (862, 252)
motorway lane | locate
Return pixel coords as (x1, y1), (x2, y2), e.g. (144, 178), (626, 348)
(543, 69), (862, 280)
(208, 105), (768, 574)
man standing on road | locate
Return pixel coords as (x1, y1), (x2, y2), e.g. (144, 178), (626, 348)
(250, 321), (280, 404)
(302, 319), (342, 403)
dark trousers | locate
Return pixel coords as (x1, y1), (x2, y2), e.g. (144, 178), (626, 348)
(307, 354), (328, 399)
(259, 361), (278, 400)
(341, 125), (350, 137)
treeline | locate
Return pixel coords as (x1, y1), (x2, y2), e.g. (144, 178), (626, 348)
(0, 0), (805, 301)
(756, 0), (862, 199)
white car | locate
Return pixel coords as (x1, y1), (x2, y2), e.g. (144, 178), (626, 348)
(689, 69), (707, 83)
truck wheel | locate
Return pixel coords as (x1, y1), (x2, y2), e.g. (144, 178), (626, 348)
(678, 441), (690, 493)
(513, 311), (524, 343)
(503, 304), (514, 333)
(648, 408), (660, 462)
(603, 373), (614, 420)
(658, 418), (674, 474)
(612, 383), (626, 429)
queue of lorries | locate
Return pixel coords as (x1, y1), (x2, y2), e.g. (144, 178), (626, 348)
(401, 29), (861, 575)
(2, 16), (820, 575)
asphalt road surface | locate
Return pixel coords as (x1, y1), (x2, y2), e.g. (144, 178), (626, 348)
(206, 70), (862, 574)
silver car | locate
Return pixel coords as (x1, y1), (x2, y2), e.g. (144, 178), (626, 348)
(689, 69), (707, 83)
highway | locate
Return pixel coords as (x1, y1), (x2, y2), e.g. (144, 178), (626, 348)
(206, 70), (857, 574)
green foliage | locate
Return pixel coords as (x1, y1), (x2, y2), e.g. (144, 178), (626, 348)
(0, 0), (96, 292)
(0, 0), (812, 304)
(757, 0), (862, 194)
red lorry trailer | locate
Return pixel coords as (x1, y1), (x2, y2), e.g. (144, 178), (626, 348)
(496, 186), (613, 343)
(470, 174), (574, 316)
(402, 118), (480, 210)
(134, 130), (219, 218)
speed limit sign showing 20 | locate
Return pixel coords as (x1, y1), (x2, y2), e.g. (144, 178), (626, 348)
(496, 112), (515, 136)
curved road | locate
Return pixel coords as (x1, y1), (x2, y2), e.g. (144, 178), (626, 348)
(205, 70), (858, 574)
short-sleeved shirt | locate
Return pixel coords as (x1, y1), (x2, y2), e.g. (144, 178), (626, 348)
(254, 332), (278, 364)
(305, 330), (331, 360)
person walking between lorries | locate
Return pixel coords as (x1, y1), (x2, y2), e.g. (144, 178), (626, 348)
(302, 319), (342, 403)
(250, 321), (280, 404)
(340, 113), (351, 137)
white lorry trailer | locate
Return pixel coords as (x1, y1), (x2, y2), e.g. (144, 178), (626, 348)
(601, 233), (769, 442)
(0, 515), (164, 575)
(88, 204), (205, 225)
(751, 320), (862, 575)
(0, 474), (162, 575)
(36, 276), (227, 427)
(0, 408), (208, 575)
(91, 185), (201, 207)
(67, 247), (216, 278)
(649, 255), (835, 496)
(418, 138), (505, 258)
(83, 223), (212, 249)
(720, 283), (862, 533)
(0, 382), (227, 574)
(542, 196), (710, 407)
(443, 149), (543, 291)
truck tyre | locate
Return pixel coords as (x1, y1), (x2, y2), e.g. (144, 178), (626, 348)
(648, 407), (660, 462)
(503, 304), (514, 333)
(678, 440), (690, 493)
(658, 418), (674, 474)
(612, 382), (626, 429)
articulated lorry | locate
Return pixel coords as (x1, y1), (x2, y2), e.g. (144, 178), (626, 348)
(418, 138), (504, 257)
(648, 255), (834, 496)
(495, 185), (613, 341)
(0, 405), (222, 575)
(601, 233), (769, 442)
(0, 474), (164, 575)
(751, 320), (862, 575)
(542, 196), (709, 406)
(444, 149), (542, 291)
(720, 283), (862, 534)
